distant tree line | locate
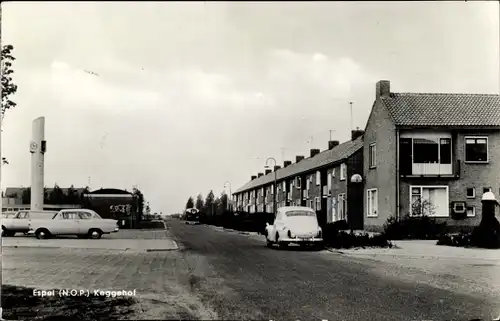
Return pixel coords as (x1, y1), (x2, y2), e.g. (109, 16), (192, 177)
(9, 184), (145, 217)
(185, 190), (229, 216)
(16, 185), (90, 205)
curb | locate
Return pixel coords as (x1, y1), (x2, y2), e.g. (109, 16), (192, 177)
(325, 248), (345, 254)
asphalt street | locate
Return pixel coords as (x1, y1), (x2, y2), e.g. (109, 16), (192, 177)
(167, 219), (499, 321)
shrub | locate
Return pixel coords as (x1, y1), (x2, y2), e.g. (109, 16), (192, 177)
(437, 232), (472, 247)
(470, 224), (500, 249)
(322, 222), (392, 249)
(383, 214), (447, 240)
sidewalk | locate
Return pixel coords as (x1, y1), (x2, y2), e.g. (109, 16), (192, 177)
(334, 240), (500, 262)
(2, 236), (179, 252)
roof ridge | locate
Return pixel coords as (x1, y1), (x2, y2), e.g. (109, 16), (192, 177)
(390, 92), (500, 97)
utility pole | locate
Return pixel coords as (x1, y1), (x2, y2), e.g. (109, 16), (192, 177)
(0, 3), (4, 318)
(265, 157), (277, 215)
(349, 101), (354, 132)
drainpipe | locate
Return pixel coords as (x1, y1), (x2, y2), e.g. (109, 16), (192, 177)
(396, 129), (400, 220)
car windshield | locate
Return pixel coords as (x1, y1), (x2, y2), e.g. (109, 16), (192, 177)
(285, 211), (316, 217)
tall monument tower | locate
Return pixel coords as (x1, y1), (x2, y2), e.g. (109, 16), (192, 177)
(30, 117), (46, 211)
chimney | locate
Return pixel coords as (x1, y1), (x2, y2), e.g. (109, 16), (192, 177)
(265, 169), (272, 175)
(376, 80), (390, 99)
(328, 140), (340, 150)
(310, 148), (320, 158)
(351, 128), (365, 141)
(251, 175), (257, 180)
(296, 155), (305, 163)
(258, 172), (264, 178)
(274, 165), (281, 172)
(283, 160), (292, 168)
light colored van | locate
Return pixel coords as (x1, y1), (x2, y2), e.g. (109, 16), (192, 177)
(2, 210), (58, 236)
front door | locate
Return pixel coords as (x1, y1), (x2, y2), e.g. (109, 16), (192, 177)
(60, 211), (80, 234)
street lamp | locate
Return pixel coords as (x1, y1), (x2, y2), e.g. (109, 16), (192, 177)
(265, 157), (277, 215)
(224, 181), (232, 211)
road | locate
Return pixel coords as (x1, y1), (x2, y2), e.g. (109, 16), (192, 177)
(168, 219), (499, 321)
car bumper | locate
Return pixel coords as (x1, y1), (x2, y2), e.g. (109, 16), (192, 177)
(280, 237), (323, 243)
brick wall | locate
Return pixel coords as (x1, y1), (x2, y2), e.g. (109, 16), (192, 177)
(399, 129), (500, 230)
(363, 100), (398, 232)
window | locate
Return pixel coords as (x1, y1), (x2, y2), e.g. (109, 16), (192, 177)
(439, 138), (451, 164)
(466, 188), (475, 198)
(410, 186), (449, 217)
(282, 181), (286, 190)
(296, 177), (301, 188)
(483, 187), (492, 194)
(315, 197), (321, 211)
(467, 206), (476, 217)
(306, 178), (310, 190)
(366, 189), (378, 217)
(332, 168), (335, 178)
(409, 137), (452, 165)
(369, 143), (377, 168)
(337, 194), (346, 220)
(413, 138), (439, 163)
(271, 185), (274, 195)
(465, 136), (488, 162)
(340, 163), (346, 181)
(16, 211), (28, 219)
(327, 173), (332, 193)
(62, 212), (80, 220)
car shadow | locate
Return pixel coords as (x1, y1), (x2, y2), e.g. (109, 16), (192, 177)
(271, 244), (325, 252)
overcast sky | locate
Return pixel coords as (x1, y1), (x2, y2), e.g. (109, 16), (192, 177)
(2, 1), (499, 214)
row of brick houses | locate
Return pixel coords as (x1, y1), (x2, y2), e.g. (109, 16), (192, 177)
(232, 80), (500, 232)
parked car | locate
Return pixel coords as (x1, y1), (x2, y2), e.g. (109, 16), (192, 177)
(28, 209), (119, 240)
(264, 206), (323, 248)
(2, 210), (58, 237)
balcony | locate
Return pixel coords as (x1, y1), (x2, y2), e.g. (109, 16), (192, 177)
(401, 159), (460, 179)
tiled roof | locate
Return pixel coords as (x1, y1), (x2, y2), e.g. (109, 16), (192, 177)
(235, 137), (363, 194)
(382, 93), (500, 127)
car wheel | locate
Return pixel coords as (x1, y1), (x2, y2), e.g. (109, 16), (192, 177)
(88, 229), (103, 240)
(276, 233), (288, 249)
(266, 236), (273, 248)
(35, 229), (51, 240)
